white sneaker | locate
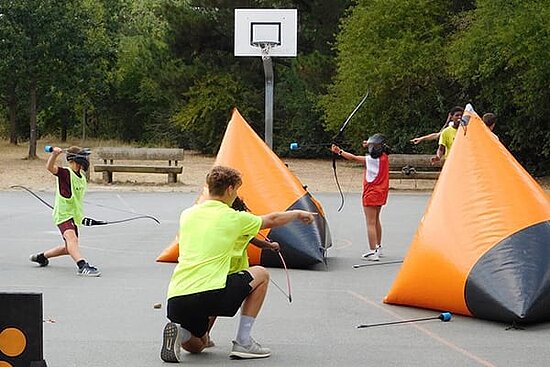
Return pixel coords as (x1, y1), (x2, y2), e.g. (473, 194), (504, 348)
(230, 338), (271, 359)
(376, 245), (383, 257)
(362, 248), (379, 261)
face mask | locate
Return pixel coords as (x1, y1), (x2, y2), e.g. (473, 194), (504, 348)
(368, 145), (384, 158)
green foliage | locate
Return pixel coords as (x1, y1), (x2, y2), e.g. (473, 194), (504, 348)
(447, 0), (550, 174)
(171, 72), (263, 152)
(1, 0), (547, 175)
(322, 0), (457, 154)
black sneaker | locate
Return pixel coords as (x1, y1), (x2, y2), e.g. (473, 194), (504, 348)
(30, 254), (49, 267)
(160, 322), (183, 363)
(77, 263), (101, 277)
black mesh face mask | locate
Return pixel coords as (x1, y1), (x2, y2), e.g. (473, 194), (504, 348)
(368, 144), (384, 158)
(67, 151), (90, 171)
(366, 133), (387, 158)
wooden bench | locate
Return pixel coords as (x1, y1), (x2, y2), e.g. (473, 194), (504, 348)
(389, 154), (442, 179)
(93, 147), (184, 184)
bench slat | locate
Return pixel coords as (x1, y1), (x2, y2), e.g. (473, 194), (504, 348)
(390, 171), (440, 180)
(95, 147), (184, 161)
(94, 164), (182, 174)
(389, 154), (442, 169)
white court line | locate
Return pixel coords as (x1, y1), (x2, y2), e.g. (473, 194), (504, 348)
(332, 238), (353, 250)
(116, 193), (135, 213)
(348, 290), (497, 367)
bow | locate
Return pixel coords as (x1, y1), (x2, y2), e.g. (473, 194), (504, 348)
(332, 91), (369, 211)
(258, 232), (292, 303)
(11, 185), (160, 226)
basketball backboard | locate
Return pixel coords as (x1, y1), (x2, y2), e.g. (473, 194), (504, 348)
(234, 9), (297, 57)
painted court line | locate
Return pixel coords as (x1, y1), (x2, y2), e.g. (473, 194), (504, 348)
(348, 290), (497, 367)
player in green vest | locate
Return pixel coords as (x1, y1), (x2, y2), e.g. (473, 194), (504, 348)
(29, 146), (100, 277)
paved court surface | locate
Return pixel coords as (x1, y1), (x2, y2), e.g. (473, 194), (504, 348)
(1, 190), (549, 366)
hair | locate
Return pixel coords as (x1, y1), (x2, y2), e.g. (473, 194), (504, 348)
(66, 146), (90, 171)
(482, 113), (496, 127)
(66, 146), (82, 155)
(206, 166), (242, 196)
(450, 106), (464, 115)
(232, 196), (249, 212)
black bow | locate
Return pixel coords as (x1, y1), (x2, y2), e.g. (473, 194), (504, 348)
(11, 185), (160, 226)
(332, 91), (369, 211)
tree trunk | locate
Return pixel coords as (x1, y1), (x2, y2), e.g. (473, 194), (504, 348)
(8, 84), (18, 145)
(28, 81), (38, 159)
(61, 111), (68, 142)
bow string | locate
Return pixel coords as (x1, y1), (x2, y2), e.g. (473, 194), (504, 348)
(11, 185), (160, 226)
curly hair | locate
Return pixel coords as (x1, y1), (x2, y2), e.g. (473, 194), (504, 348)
(206, 166), (242, 196)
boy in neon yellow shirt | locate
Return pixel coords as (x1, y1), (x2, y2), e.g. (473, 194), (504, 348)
(29, 146), (100, 277)
(431, 106), (463, 164)
(161, 166), (315, 362)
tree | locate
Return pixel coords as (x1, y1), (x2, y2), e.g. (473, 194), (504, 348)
(164, 0), (350, 154)
(0, 0), (113, 157)
(447, 0), (550, 174)
(0, 2), (26, 144)
(322, 0), (473, 154)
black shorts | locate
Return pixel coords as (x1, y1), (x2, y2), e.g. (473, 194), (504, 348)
(167, 270), (253, 337)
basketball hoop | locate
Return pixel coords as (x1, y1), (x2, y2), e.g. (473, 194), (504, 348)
(251, 41), (278, 60)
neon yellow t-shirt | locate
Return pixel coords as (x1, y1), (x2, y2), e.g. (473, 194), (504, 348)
(167, 200), (261, 298)
(53, 168), (87, 225)
(229, 237), (252, 275)
(438, 126), (458, 158)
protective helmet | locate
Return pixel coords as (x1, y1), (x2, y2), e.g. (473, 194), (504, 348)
(366, 133), (386, 145)
(366, 133), (387, 158)
(66, 147), (91, 171)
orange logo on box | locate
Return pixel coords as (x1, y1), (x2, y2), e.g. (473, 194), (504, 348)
(0, 327), (27, 365)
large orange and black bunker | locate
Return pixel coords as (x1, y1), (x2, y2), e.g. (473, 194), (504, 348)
(157, 108), (331, 268)
(384, 106), (550, 324)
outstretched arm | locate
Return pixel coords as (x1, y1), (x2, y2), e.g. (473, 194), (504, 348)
(410, 132), (440, 144)
(260, 210), (315, 229)
(331, 144), (365, 163)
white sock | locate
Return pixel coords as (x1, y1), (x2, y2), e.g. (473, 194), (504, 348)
(236, 315), (255, 346)
(179, 325), (192, 344)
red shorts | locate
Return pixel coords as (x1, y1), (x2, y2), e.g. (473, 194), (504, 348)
(362, 186), (388, 207)
(57, 219), (79, 238)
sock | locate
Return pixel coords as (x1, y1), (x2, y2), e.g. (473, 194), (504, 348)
(77, 259), (87, 269)
(235, 315), (255, 346)
(179, 326), (192, 344)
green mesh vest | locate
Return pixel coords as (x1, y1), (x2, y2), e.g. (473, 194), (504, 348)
(53, 168), (87, 225)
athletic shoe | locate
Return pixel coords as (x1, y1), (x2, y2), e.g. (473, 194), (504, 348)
(230, 338), (271, 359)
(361, 248), (379, 261)
(77, 263), (101, 277)
(30, 254), (49, 267)
(376, 245), (384, 257)
(160, 322), (183, 363)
